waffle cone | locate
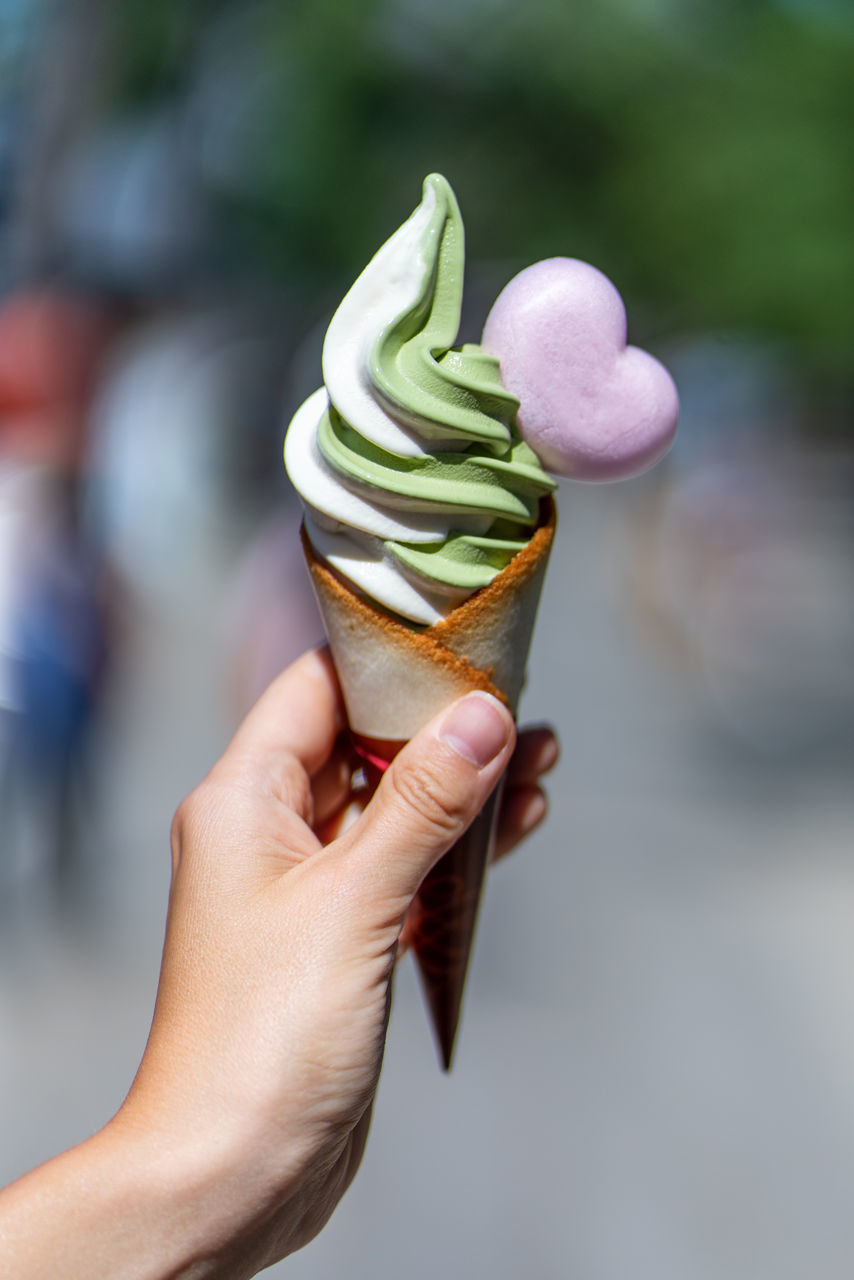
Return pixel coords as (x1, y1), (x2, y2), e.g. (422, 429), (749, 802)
(302, 498), (555, 1066)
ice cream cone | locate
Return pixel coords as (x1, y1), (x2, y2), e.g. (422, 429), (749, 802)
(302, 497), (555, 1067)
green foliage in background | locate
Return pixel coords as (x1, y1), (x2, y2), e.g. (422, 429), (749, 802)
(108, 0), (853, 370)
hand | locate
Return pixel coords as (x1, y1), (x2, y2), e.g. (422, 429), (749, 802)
(0, 648), (557, 1279)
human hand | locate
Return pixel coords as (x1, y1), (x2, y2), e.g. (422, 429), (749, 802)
(0, 648), (557, 1279)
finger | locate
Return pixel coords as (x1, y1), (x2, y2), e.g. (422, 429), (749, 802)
(315, 793), (368, 846)
(312, 736), (359, 830)
(507, 726), (559, 786)
(331, 691), (515, 914)
(229, 648), (343, 772)
(213, 648), (344, 819)
(493, 784), (548, 862)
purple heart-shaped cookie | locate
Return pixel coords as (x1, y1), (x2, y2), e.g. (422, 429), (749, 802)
(482, 258), (679, 481)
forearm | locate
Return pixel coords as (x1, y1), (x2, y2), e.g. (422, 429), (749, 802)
(0, 1117), (280, 1280)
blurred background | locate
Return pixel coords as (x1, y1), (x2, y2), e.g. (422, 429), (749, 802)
(1, 0), (853, 1276)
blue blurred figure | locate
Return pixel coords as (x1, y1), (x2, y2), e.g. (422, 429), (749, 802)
(0, 288), (115, 912)
(1, 471), (109, 905)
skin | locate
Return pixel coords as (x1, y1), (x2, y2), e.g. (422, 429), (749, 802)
(0, 649), (557, 1279)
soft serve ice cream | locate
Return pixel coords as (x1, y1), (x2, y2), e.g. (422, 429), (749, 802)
(284, 173), (555, 626)
(283, 171), (679, 1067)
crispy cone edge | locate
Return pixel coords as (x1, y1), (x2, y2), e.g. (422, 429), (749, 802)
(301, 498), (555, 729)
(301, 498), (556, 1066)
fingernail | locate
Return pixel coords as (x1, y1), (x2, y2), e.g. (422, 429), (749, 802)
(438, 692), (512, 769)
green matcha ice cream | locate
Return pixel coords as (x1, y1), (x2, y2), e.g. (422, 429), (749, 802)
(284, 173), (555, 625)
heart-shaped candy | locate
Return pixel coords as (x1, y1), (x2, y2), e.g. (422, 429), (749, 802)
(482, 258), (679, 481)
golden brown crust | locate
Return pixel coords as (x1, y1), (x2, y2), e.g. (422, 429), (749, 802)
(301, 497), (556, 737)
(301, 498), (556, 1066)
(433, 498), (556, 644)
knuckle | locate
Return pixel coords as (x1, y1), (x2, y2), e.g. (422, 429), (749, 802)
(170, 781), (220, 852)
(170, 785), (204, 849)
(273, 752), (313, 819)
(387, 757), (470, 837)
(170, 792), (193, 848)
(170, 790), (196, 873)
(228, 747), (313, 822)
(170, 778), (237, 877)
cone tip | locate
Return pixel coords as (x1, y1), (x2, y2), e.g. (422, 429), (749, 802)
(438, 1026), (457, 1072)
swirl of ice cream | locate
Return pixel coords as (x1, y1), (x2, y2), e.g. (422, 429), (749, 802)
(284, 173), (555, 626)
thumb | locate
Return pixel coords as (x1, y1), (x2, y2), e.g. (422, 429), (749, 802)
(334, 691), (515, 910)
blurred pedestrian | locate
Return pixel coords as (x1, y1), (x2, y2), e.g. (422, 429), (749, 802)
(0, 469), (110, 899)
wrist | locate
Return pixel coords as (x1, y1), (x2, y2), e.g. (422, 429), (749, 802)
(111, 1072), (326, 1277)
(102, 1104), (300, 1278)
(98, 1113), (239, 1278)
(0, 1109), (303, 1280)
(0, 1123), (203, 1280)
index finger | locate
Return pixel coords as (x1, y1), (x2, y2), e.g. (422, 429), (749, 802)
(225, 647), (345, 782)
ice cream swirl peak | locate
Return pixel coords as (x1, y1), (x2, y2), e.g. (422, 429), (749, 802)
(285, 173), (555, 626)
